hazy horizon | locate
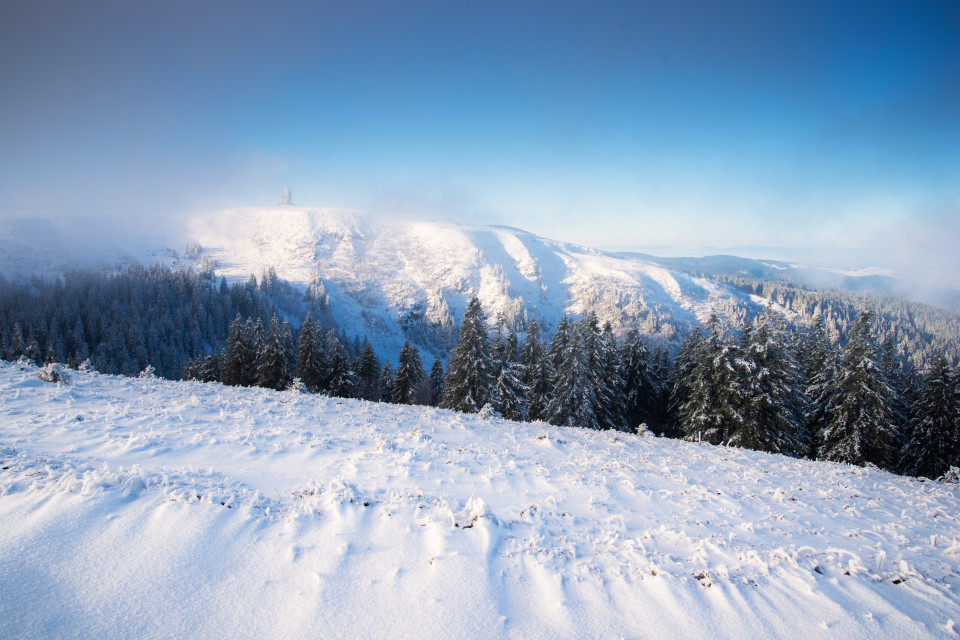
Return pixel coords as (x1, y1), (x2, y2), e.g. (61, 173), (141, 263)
(1, 1), (957, 287)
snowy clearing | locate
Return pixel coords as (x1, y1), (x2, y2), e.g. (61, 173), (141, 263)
(1, 362), (959, 639)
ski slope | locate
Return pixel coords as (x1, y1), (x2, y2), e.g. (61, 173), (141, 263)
(2, 362), (959, 639)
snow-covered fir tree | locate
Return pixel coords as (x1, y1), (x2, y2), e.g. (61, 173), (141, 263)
(732, 312), (802, 454)
(428, 357), (445, 407)
(900, 356), (958, 479)
(492, 338), (530, 422)
(818, 311), (895, 467)
(392, 340), (426, 405)
(378, 361), (395, 403)
(547, 326), (599, 429)
(325, 330), (356, 398)
(353, 338), (381, 401)
(221, 314), (249, 386)
(519, 316), (553, 422)
(440, 297), (494, 413)
(295, 313), (324, 393)
(257, 314), (292, 391)
(677, 315), (743, 444)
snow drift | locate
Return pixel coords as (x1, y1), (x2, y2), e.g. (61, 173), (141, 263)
(1, 362), (959, 639)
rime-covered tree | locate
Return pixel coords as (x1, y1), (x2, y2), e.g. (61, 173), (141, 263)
(597, 321), (627, 431)
(900, 356), (958, 478)
(392, 340), (426, 405)
(519, 316), (553, 421)
(428, 357), (445, 406)
(818, 312), (894, 467)
(221, 315), (250, 386)
(733, 312), (802, 454)
(800, 317), (836, 457)
(295, 313), (324, 392)
(325, 332), (356, 398)
(378, 361), (395, 403)
(492, 332), (530, 422)
(548, 315), (572, 373)
(546, 326), (598, 429)
(354, 338), (381, 401)
(440, 297), (494, 413)
(257, 314), (291, 390)
(622, 329), (659, 432)
(249, 319), (264, 386)
(677, 315), (743, 444)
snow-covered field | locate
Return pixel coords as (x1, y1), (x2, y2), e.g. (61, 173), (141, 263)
(2, 362), (959, 639)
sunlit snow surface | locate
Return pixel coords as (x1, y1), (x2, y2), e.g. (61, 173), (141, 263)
(2, 362), (959, 639)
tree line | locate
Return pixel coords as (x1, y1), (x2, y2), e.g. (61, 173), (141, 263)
(3, 265), (957, 480)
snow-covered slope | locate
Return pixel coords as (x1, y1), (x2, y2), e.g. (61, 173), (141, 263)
(188, 206), (768, 356)
(2, 362), (959, 639)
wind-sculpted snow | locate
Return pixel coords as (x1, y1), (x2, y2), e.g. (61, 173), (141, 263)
(188, 207), (770, 356)
(2, 362), (959, 639)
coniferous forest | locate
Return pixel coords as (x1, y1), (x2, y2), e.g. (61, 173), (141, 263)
(2, 263), (958, 481)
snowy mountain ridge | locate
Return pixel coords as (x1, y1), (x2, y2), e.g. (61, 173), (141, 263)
(186, 206), (774, 357)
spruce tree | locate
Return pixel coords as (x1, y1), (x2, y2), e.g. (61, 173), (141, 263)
(378, 361), (395, 403)
(257, 314), (290, 390)
(678, 315), (742, 444)
(733, 312), (801, 454)
(546, 327), (598, 429)
(519, 316), (554, 421)
(900, 356), (958, 478)
(392, 340), (426, 405)
(818, 312), (895, 467)
(296, 314), (324, 392)
(221, 315), (250, 386)
(326, 333), (356, 398)
(248, 319), (264, 387)
(354, 338), (381, 401)
(800, 317), (834, 458)
(621, 329), (652, 431)
(428, 358), (445, 406)
(597, 321), (627, 431)
(492, 329), (529, 422)
(440, 297), (494, 413)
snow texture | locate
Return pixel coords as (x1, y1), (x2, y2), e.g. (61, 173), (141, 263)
(2, 361), (959, 639)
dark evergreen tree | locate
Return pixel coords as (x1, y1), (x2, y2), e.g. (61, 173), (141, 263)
(257, 314), (291, 390)
(354, 338), (381, 401)
(519, 316), (553, 422)
(621, 329), (649, 430)
(492, 329), (529, 422)
(667, 327), (703, 434)
(428, 357), (445, 406)
(221, 314), (247, 386)
(546, 327), (598, 429)
(392, 340), (426, 405)
(295, 313), (324, 392)
(677, 315), (743, 444)
(378, 361), (395, 403)
(325, 332), (356, 398)
(900, 356), (958, 478)
(800, 317), (838, 457)
(818, 312), (895, 467)
(548, 315), (572, 373)
(249, 319), (264, 386)
(440, 297), (494, 413)
(597, 320), (627, 431)
(733, 312), (802, 454)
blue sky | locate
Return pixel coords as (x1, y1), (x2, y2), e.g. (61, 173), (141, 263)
(1, 0), (958, 276)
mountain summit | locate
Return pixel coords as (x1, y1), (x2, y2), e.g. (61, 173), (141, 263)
(187, 206), (770, 357)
